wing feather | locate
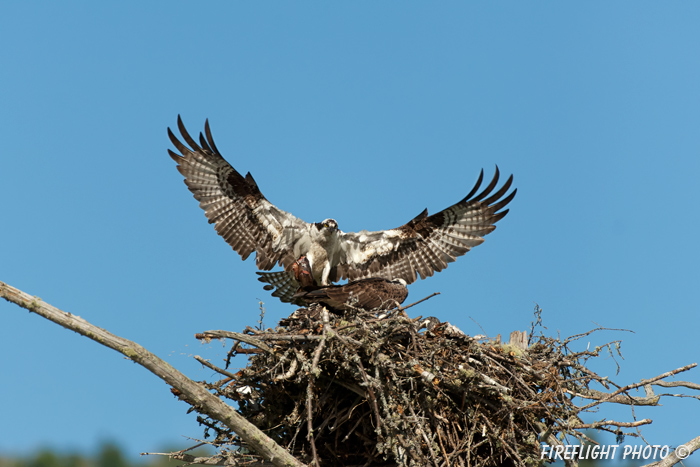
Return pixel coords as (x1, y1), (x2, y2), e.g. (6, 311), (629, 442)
(256, 271), (300, 303)
(292, 278), (408, 312)
(168, 116), (308, 271)
(335, 167), (516, 284)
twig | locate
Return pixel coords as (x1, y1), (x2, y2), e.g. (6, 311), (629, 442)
(562, 325), (634, 345)
(408, 405), (440, 467)
(274, 358), (299, 382)
(196, 330), (273, 353)
(564, 387), (661, 406)
(195, 355), (239, 379)
(306, 309), (330, 467)
(255, 334), (324, 342)
(653, 381), (700, 391)
(577, 419), (652, 429)
(354, 357), (382, 431)
(653, 380), (700, 390)
(579, 363), (697, 411)
(400, 292), (441, 311)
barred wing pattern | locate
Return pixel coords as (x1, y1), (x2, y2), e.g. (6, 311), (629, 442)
(168, 116), (308, 272)
(257, 271), (300, 304)
(334, 168), (516, 285)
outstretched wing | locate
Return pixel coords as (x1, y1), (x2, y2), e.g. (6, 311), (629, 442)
(334, 168), (516, 284)
(168, 116), (309, 271)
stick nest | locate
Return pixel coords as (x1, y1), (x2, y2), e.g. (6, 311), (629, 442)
(178, 304), (687, 467)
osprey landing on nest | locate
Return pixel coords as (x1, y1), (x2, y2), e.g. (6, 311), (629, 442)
(168, 116), (516, 299)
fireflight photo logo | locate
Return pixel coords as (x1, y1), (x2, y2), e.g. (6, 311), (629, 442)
(540, 444), (691, 462)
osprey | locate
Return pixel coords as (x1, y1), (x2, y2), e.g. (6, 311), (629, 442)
(168, 116), (516, 289)
(263, 256), (408, 313)
(293, 278), (409, 313)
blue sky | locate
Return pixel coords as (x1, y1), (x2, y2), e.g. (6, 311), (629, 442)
(1, 1), (699, 462)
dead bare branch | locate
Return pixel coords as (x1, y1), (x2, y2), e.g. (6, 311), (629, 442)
(642, 434), (700, 467)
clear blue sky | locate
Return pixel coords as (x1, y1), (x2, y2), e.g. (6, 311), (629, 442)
(1, 2), (699, 462)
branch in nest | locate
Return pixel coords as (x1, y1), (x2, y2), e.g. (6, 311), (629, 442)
(653, 380), (700, 390)
(578, 363), (697, 411)
(565, 388), (661, 406)
(578, 418), (652, 429)
(196, 330), (273, 353)
(306, 308), (330, 467)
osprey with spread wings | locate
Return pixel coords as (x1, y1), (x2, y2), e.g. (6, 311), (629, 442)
(168, 116), (516, 299)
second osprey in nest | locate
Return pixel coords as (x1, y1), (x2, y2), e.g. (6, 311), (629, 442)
(168, 116), (516, 295)
(274, 256), (409, 313)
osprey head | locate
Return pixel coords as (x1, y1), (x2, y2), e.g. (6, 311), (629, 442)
(314, 218), (338, 232)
